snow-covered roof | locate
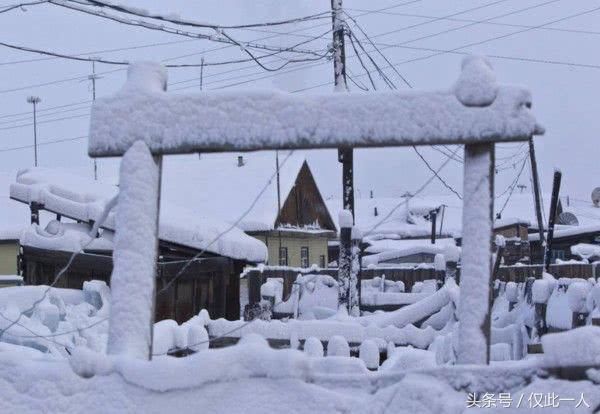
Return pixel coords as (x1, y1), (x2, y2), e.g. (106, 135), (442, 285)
(0, 172), (30, 241)
(529, 224), (600, 242)
(365, 238), (456, 255)
(363, 240), (457, 267)
(21, 221), (114, 253)
(10, 168), (266, 263)
(161, 152), (312, 232)
(326, 196), (451, 237)
(88, 58), (543, 157)
(561, 196), (600, 227)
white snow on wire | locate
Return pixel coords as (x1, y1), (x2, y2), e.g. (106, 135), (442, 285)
(89, 57), (543, 157)
(10, 167), (266, 263)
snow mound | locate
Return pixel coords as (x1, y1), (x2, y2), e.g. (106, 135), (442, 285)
(453, 56), (497, 107)
(542, 326), (600, 367)
(123, 61), (167, 94)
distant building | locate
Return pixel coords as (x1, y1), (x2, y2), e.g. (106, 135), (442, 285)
(162, 153), (336, 268)
(326, 195), (455, 265)
(529, 224), (600, 263)
(0, 172), (29, 275)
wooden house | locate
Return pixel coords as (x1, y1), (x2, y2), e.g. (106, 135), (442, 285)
(161, 153), (336, 268)
(11, 168), (267, 323)
(529, 224), (600, 263)
(492, 218), (531, 265)
(0, 172), (29, 275)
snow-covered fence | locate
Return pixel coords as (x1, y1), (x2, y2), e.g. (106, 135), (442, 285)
(244, 265), (437, 313)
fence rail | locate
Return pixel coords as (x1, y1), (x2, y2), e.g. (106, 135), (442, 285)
(245, 263), (599, 310)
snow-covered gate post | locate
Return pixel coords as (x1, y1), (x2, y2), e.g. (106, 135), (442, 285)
(457, 142), (495, 364)
(88, 57), (542, 365)
(104, 63), (166, 360)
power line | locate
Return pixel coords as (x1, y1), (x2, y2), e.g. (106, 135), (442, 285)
(1, 0), (423, 93)
(0, 113), (89, 130)
(293, 3), (600, 92)
(49, 0), (327, 72)
(0, 38), (199, 66)
(0, 0), (46, 14)
(412, 146), (462, 200)
(0, 40), (329, 69)
(0, 0), (506, 95)
(346, 7), (600, 37)
(497, 157), (528, 217)
(364, 146), (460, 236)
(67, 0), (332, 30)
(0, 99), (91, 119)
(0, 135), (87, 152)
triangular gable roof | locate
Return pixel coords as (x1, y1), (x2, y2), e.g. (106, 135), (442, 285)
(161, 151), (311, 232)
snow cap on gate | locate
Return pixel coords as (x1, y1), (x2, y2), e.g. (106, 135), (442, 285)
(453, 56), (498, 107)
(123, 61), (168, 94)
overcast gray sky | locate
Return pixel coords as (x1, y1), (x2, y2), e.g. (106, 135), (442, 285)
(1, 0), (599, 204)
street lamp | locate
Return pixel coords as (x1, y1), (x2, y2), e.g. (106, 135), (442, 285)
(26, 96), (41, 167)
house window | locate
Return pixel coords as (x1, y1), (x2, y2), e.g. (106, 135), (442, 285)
(319, 255), (326, 268)
(279, 247), (288, 266)
(300, 247), (309, 268)
(551, 249), (565, 262)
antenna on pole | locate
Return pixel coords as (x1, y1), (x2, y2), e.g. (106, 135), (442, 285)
(26, 96), (41, 167)
(89, 60), (101, 180)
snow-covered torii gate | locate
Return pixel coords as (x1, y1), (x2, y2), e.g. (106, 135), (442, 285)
(88, 57), (543, 364)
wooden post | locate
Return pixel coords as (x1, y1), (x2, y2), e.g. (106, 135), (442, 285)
(434, 253), (446, 290)
(338, 211), (352, 311)
(30, 201), (41, 225)
(338, 148), (355, 220)
(430, 209), (437, 244)
(149, 154), (162, 359)
(349, 227), (361, 316)
(457, 143), (495, 365)
(572, 312), (588, 328)
(529, 137), (546, 252)
(543, 170), (562, 272)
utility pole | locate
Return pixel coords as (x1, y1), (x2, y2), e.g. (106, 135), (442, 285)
(89, 61), (100, 180)
(200, 56), (205, 91)
(529, 137), (545, 262)
(331, 0), (359, 314)
(276, 150), (282, 261)
(26, 96), (41, 167)
(331, 0), (354, 221)
(543, 170), (562, 272)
